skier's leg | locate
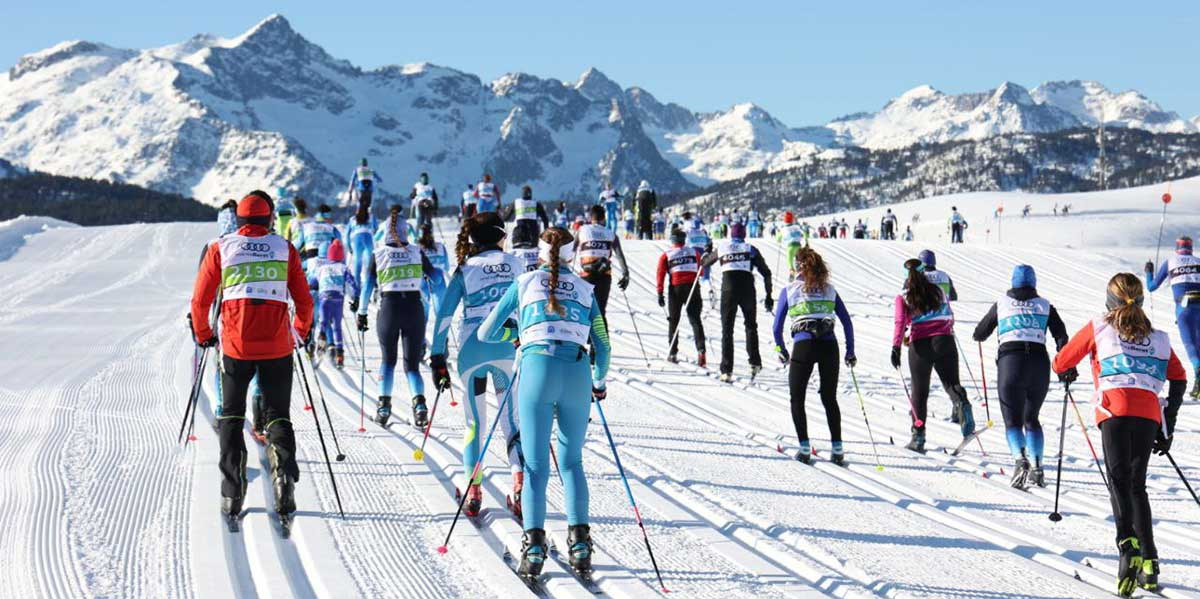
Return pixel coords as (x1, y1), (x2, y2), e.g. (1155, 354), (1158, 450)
(997, 352), (1028, 458)
(258, 356), (299, 490)
(518, 353), (557, 530)
(1126, 418), (1158, 559)
(376, 297), (401, 397)
(329, 302), (344, 349)
(787, 340), (817, 442)
(741, 288), (761, 367)
(461, 370), (488, 487)
(218, 355), (254, 500)
(1176, 305), (1200, 378)
(1024, 351), (1051, 466)
(592, 274), (611, 326)
(1101, 418), (1139, 545)
(555, 355), (593, 525)
(667, 285), (683, 356)
(687, 285), (706, 353)
(399, 299), (427, 398)
(719, 284), (736, 374)
(930, 335), (966, 405)
(907, 338), (934, 425)
(816, 339), (842, 443)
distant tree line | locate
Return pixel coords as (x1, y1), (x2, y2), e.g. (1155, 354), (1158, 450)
(0, 173), (216, 225)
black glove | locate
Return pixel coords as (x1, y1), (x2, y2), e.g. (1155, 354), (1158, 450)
(1144, 260), (1155, 274)
(657, 293), (665, 308)
(349, 299), (359, 314)
(592, 385), (607, 402)
(891, 346), (902, 369)
(845, 354), (857, 368)
(1153, 430), (1172, 456)
(1058, 367), (1078, 384)
(357, 314), (369, 332)
(502, 318), (519, 342)
(198, 335), (219, 349)
(776, 344), (790, 364)
(430, 354), (451, 391)
(618, 275), (630, 291)
(764, 296), (774, 312)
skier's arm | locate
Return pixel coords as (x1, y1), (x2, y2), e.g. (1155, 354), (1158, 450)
(1052, 321), (1095, 374)
(1047, 305), (1069, 350)
(588, 300), (611, 386)
(972, 303), (998, 343)
(946, 275), (958, 302)
(431, 270), (465, 356)
(771, 287), (788, 350)
(892, 296), (911, 348)
(1147, 261), (1170, 292)
(477, 281), (520, 344)
(700, 250), (718, 268)
(345, 268), (359, 299)
(537, 203), (549, 229)
(1166, 349), (1186, 435)
(655, 253), (668, 295)
(287, 245), (314, 338)
(358, 255), (377, 316)
(432, 189), (439, 212)
(834, 294), (855, 358)
(421, 253), (436, 278)
(189, 241), (222, 342)
(612, 236), (629, 279)
(751, 247), (772, 298)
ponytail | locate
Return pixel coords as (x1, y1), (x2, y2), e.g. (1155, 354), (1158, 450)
(418, 224), (435, 251)
(354, 205), (369, 225)
(455, 220), (473, 267)
(388, 205), (402, 245)
(541, 227), (574, 316)
(1105, 272), (1153, 341)
(903, 258), (941, 315)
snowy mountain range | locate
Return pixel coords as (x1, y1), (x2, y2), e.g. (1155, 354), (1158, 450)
(0, 14), (1196, 206)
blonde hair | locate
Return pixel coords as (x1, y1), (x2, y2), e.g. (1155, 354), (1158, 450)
(795, 247), (829, 294)
(1105, 273), (1152, 341)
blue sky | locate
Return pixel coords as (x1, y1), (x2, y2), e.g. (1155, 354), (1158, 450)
(3, 1), (1198, 125)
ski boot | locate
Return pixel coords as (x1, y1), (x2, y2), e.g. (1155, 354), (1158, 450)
(750, 364), (762, 380)
(1117, 537), (1143, 597)
(221, 495), (243, 517)
(412, 395), (429, 429)
(508, 472), (524, 522)
(830, 441), (846, 466)
(795, 440), (812, 464)
(667, 352), (679, 364)
(334, 347), (345, 370)
(952, 387), (975, 438)
(905, 426), (926, 453)
(317, 331), (328, 353)
(374, 396), (392, 427)
(518, 528), (548, 579)
(1010, 457), (1031, 489)
(267, 443), (297, 516)
(1138, 558), (1159, 592)
(567, 524), (594, 575)
(464, 484), (483, 518)
(719, 372), (733, 383)
(697, 351), (707, 368)
(1030, 465), (1046, 487)
(1191, 372), (1200, 400)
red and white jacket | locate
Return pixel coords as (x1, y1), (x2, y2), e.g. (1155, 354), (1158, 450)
(656, 244), (702, 294)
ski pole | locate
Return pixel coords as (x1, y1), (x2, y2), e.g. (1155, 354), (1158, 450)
(594, 399), (669, 593)
(620, 287), (652, 368)
(1048, 385), (1070, 522)
(178, 347), (209, 445)
(663, 273), (702, 368)
(895, 364), (924, 428)
(358, 328), (367, 432)
(976, 342), (994, 427)
(1152, 188), (1172, 318)
(954, 335), (983, 407)
(438, 379), (515, 553)
(849, 366), (884, 471)
(412, 385), (446, 461)
(1064, 386), (1114, 497)
(293, 345), (346, 518)
(297, 331), (346, 462)
(1164, 451), (1200, 509)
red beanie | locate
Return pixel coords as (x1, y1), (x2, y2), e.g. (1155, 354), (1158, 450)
(237, 190), (274, 218)
(328, 239), (345, 262)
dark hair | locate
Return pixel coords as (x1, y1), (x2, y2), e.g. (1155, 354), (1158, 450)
(222, 199), (238, 211)
(903, 258), (942, 315)
(318, 203), (332, 214)
(541, 227), (574, 316)
(1106, 273), (1152, 341)
(795, 247), (829, 293)
(354, 205), (370, 225)
(387, 205), (404, 245)
(294, 198), (307, 214)
(589, 204), (605, 222)
(418, 224), (435, 250)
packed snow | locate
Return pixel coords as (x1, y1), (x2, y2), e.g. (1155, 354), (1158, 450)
(1, 178), (1199, 598)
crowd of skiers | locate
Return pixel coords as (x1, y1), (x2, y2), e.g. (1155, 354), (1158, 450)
(194, 166), (1187, 595)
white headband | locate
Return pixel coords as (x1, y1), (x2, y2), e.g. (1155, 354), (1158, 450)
(538, 239), (575, 264)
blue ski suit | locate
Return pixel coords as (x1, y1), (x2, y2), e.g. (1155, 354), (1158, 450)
(1148, 249), (1200, 372)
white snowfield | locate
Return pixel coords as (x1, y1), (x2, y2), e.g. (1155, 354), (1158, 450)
(1, 178), (1200, 599)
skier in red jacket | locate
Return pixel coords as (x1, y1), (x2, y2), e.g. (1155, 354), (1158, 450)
(656, 227), (706, 366)
(190, 190), (314, 526)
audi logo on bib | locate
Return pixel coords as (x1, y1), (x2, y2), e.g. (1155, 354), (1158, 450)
(240, 242), (272, 253)
(482, 263), (512, 274)
(540, 278), (576, 293)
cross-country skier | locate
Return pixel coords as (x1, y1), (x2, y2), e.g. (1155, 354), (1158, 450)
(701, 222), (773, 382)
(682, 212), (713, 297)
(903, 226), (914, 241)
(294, 204), (341, 265)
(416, 223), (450, 324)
(308, 239), (358, 369)
(653, 209), (667, 240)
(778, 211), (807, 280)
(1145, 235), (1200, 397)
(284, 198), (310, 245)
(461, 184), (477, 220)
(553, 201), (570, 228)
(347, 158), (382, 212)
(656, 227), (707, 366)
(216, 200), (238, 237)
(508, 185), (549, 244)
(1052, 273), (1185, 597)
(474, 173), (501, 214)
(574, 205), (630, 326)
(357, 206), (437, 428)
(881, 209), (898, 240)
(747, 208), (762, 238)
(477, 226), (611, 581)
(633, 180), (656, 240)
(274, 195), (295, 237)
(918, 249), (958, 301)
(892, 258), (974, 452)
(622, 207), (635, 239)
(410, 172), (438, 229)
(772, 247), (855, 464)
(190, 190), (313, 527)
(599, 182), (622, 233)
(429, 212), (524, 518)
(948, 206), (968, 243)
(510, 218), (541, 273)
(345, 205), (377, 309)
(972, 265), (1069, 488)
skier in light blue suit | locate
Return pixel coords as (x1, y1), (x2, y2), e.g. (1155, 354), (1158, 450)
(428, 212), (523, 519)
(346, 206), (377, 308)
(477, 225), (610, 580)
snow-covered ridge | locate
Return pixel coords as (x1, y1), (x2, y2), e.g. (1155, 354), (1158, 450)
(0, 215), (77, 261)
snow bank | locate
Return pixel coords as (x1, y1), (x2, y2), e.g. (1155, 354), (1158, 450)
(0, 215), (77, 261)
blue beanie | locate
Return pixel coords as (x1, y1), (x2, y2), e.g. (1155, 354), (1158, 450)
(1012, 264), (1036, 289)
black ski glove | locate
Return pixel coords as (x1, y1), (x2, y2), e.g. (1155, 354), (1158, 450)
(1153, 429), (1172, 456)
(845, 354), (857, 368)
(357, 314), (369, 332)
(1058, 367), (1078, 384)
(657, 293), (665, 308)
(618, 275), (630, 291)
(349, 298), (359, 314)
(1144, 261), (1155, 274)
(592, 385), (607, 402)
(430, 354), (451, 391)
(890, 346), (902, 369)
(776, 344), (790, 364)
(198, 335), (219, 349)
(764, 296), (774, 312)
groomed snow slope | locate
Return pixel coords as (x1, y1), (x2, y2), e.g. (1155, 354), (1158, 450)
(1, 179), (1199, 598)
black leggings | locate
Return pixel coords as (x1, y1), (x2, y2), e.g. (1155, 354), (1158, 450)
(218, 355), (296, 499)
(788, 339), (841, 442)
(719, 276), (760, 373)
(668, 282), (705, 354)
(378, 292), (425, 385)
(1101, 416), (1159, 558)
(907, 335), (966, 427)
(997, 349), (1050, 431)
